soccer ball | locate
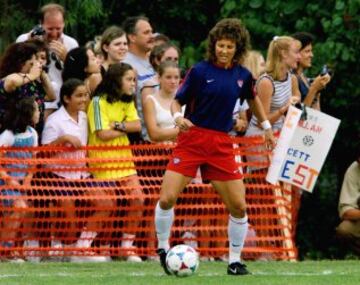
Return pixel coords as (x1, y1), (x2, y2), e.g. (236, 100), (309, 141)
(166, 244), (199, 277)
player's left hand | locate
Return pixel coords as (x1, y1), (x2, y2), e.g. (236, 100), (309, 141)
(175, 117), (194, 132)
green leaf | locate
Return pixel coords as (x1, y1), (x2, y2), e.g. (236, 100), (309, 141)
(333, 15), (343, 26)
(284, 1), (304, 14)
(321, 19), (331, 31)
(335, 1), (345, 10)
(249, 0), (263, 9)
(222, 0), (236, 14)
(341, 50), (350, 61)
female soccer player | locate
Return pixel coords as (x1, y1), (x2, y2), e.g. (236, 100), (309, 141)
(154, 18), (275, 275)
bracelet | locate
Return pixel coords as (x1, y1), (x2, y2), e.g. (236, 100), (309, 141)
(25, 74), (32, 81)
(120, 122), (126, 132)
(114, 121), (121, 131)
(261, 120), (271, 130)
(114, 121), (126, 132)
(173, 112), (183, 122)
(22, 73), (32, 82)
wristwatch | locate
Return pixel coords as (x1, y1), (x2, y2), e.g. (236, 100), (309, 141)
(114, 121), (126, 132)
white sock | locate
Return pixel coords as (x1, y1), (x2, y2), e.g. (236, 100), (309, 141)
(228, 215), (248, 264)
(122, 233), (135, 248)
(155, 201), (174, 251)
(76, 231), (97, 248)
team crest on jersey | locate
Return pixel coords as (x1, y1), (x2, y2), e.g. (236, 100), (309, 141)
(237, 80), (243, 88)
(173, 157), (181, 164)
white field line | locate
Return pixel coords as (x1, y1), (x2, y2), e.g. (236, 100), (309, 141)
(0, 270), (348, 278)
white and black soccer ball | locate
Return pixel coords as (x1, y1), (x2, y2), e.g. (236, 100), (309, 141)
(165, 244), (199, 277)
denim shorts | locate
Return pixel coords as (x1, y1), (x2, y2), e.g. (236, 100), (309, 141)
(0, 179), (22, 207)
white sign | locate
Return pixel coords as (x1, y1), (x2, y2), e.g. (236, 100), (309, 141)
(266, 106), (340, 192)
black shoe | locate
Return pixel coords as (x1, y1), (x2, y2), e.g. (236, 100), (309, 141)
(227, 262), (251, 275)
(156, 248), (171, 275)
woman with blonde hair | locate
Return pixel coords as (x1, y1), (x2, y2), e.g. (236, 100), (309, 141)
(242, 50), (266, 80)
(246, 36), (300, 144)
(244, 36), (301, 259)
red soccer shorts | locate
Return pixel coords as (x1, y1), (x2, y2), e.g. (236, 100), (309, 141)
(167, 126), (243, 181)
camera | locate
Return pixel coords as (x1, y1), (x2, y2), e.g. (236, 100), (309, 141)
(42, 65), (49, 73)
(50, 52), (63, 70)
(30, 25), (46, 38)
(320, 64), (332, 76)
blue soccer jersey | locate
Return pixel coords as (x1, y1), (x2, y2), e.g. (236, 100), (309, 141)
(176, 61), (255, 133)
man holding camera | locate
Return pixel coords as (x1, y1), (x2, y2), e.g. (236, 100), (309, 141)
(16, 3), (78, 114)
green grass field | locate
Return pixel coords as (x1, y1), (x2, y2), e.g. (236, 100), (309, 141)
(1, 260), (359, 285)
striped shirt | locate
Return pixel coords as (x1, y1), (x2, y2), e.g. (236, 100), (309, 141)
(249, 72), (292, 131)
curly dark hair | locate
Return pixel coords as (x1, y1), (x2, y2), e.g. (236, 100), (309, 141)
(93, 62), (135, 104)
(3, 96), (36, 134)
(206, 18), (250, 65)
(0, 42), (38, 78)
(62, 47), (89, 82)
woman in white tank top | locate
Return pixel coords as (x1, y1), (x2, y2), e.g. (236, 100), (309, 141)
(143, 61), (183, 142)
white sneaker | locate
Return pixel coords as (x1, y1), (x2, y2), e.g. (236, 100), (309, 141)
(70, 255), (110, 263)
(126, 255), (142, 262)
(147, 255), (160, 262)
(9, 257), (26, 263)
(217, 254), (228, 262)
(23, 240), (41, 262)
(48, 240), (64, 261)
(124, 247), (142, 263)
(9, 251), (26, 263)
(200, 256), (215, 262)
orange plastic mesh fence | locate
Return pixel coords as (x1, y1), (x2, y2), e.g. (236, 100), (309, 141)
(0, 136), (300, 261)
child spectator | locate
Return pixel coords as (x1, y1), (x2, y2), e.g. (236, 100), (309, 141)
(143, 60), (182, 142)
(41, 79), (109, 262)
(0, 96), (39, 262)
(87, 63), (144, 262)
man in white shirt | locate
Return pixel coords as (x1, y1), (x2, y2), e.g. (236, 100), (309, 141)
(122, 16), (156, 140)
(16, 3), (78, 115)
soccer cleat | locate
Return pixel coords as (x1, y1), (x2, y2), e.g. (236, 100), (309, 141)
(227, 262), (251, 275)
(156, 248), (171, 275)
